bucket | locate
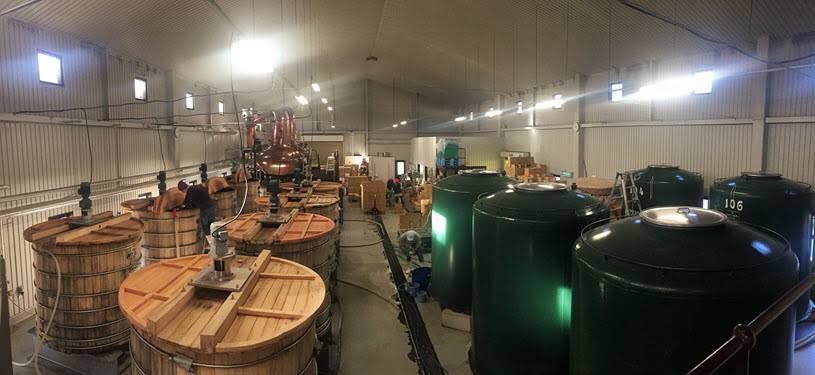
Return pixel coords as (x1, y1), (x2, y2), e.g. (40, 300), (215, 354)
(411, 267), (431, 291)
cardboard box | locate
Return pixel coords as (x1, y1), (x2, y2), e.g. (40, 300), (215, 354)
(419, 183), (433, 201)
(509, 156), (535, 165)
(399, 212), (426, 230)
(345, 175), (372, 196)
(361, 181), (387, 213)
(420, 199), (432, 216)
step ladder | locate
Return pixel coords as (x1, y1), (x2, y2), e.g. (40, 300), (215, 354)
(606, 171), (642, 217)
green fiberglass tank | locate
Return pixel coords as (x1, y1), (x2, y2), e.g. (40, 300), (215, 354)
(572, 207), (797, 375)
(632, 164), (704, 208)
(431, 170), (516, 313)
(710, 172), (814, 321)
(470, 182), (609, 375)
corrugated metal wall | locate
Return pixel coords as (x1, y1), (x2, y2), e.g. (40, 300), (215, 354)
(0, 19), (106, 119)
(0, 18), (242, 320)
(584, 124), (753, 188)
(529, 128), (574, 174)
(766, 122), (815, 186)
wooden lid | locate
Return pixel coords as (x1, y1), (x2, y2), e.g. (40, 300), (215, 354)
(121, 198), (154, 211)
(119, 251), (325, 353)
(280, 181), (341, 193)
(23, 212), (144, 245)
(227, 212), (335, 244)
(256, 194), (339, 209)
(574, 177), (615, 194)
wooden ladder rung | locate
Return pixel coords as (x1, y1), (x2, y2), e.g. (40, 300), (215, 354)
(259, 272), (316, 280)
(237, 306), (303, 319)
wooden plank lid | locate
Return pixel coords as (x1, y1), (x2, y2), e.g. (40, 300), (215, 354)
(574, 177), (615, 195)
(119, 252), (326, 353)
(23, 211), (144, 245)
(280, 181), (341, 193)
(256, 193), (339, 208)
(227, 212), (335, 244)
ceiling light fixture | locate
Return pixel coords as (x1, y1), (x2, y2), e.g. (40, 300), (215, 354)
(231, 39), (275, 74)
(295, 95), (309, 105)
(486, 107), (501, 118)
(392, 124), (398, 128)
(321, 98), (328, 104)
(455, 116), (467, 122)
(327, 106), (333, 111)
(311, 83), (321, 92)
(400, 120), (407, 125)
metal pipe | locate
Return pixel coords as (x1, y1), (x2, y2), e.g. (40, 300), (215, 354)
(687, 272), (815, 374)
(0, 160), (232, 205)
(0, 165), (231, 220)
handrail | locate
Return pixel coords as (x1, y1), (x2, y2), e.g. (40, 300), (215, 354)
(687, 272), (815, 374)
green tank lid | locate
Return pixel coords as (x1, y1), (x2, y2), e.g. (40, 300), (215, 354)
(580, 206), (789, 272)
(713, 171), (812, 196)
(632, 164), (704, 208)
(434, 169), (514, 191)
(475, 182), (607, 221)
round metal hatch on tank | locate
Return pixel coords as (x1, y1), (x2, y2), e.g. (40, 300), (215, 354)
(710, 172), (815, 321)
(430, 170), (516, 313)
(470, 183), (608, 375)
(632, 164), (704, 208)
(571, 207), (797, 375)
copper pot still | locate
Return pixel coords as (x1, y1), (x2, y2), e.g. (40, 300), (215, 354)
(255, 108), (305, 176)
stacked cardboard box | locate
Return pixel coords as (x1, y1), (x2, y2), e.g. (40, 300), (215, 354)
(506, 156), (535, 179)
(361, 180), (387, 213)
(523, 165), (549, 182)
(345, 175), (371, 197)
(399, 212), (426, 230)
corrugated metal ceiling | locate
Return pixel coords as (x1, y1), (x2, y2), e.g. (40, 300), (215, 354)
(1, 0), (814, 106)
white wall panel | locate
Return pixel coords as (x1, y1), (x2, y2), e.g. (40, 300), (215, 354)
(410, 136), (437, 170)
(502, 131), (530, 152)
(529, 128), (574, 174)
(652, 51), (753, 121)
(459, 136), (502, 171)
(0, 19), (106, 119)
(767, 38), (815, 117)
(584, 124), (752, 189)
(766, 122), (815, 186)
(583, 70), (651, 123)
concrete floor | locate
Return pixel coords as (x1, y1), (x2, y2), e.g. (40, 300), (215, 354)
(8, 197), (815, 374)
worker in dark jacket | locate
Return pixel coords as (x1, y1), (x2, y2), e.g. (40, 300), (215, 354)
(178, 180), (216, 236)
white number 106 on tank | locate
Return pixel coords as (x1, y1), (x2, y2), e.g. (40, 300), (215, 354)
(723, 199), (743, 211)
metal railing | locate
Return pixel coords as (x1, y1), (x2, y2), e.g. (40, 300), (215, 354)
(687, 272), (815, 374)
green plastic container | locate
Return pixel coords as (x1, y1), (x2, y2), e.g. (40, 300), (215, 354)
(632, 164), (704, 208)
(470, 182), (608, 375)
(431, 170), (516, 313)
(572, 207), (797, 375)
(710, 172), (814, 320)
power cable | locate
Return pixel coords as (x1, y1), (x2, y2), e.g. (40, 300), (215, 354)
(13, 87), (276, 117)
(617, 0), (815, 66)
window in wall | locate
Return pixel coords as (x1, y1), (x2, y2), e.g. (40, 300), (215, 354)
(609, 83), (623, 102)
(37, 51), (63, 85)
(553, 93), (564, 109)
(134, 78), (147, 100)
(185, 92), (194, 110)
(692, 70), (714, 95)
(396, 160), (406, 176)
(218, 101), (225, 115)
